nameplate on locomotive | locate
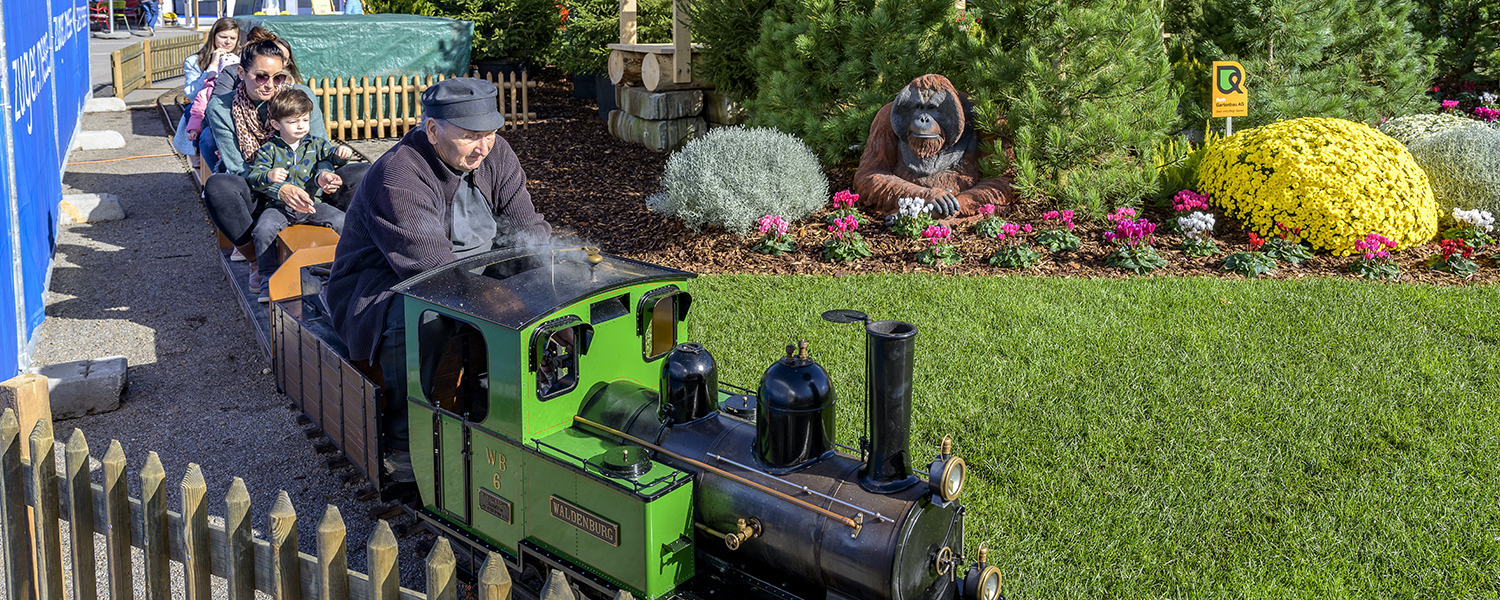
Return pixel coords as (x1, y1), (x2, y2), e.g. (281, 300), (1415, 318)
(550, 496), (619, 546)
(478, 489), (512, 524)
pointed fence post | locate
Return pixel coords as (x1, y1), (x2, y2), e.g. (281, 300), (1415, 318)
(102, 440), (130, 600)
(0, 409), (34, 600)
(317, 505), (349, 600)
(478, 551), (512, 600)
(269, 490), (302, 600)
(182, 463), (210, 600)
(65, 429), (96, 600)
(540, 569), (575, 600)
(30, 420), (65, 600)
(225, 477), (254, 600)
(367, 520), (399, 600)
(140, 451), (170, 600)
(426, 537), (457, 600)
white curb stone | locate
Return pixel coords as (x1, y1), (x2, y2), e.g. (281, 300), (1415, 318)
(83, 97), (128, 113)
(26, 356), (129, 420)
(59, 193), (127, 223)
(72, 130), (127, 150)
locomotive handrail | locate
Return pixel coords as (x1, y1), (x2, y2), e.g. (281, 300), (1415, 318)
(573, 416), (864, 535)
(706, 453), (896, 524)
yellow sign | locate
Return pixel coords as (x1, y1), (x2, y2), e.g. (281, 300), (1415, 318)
(311, 0), (334, 14)
(1211, 61), (1247, 118)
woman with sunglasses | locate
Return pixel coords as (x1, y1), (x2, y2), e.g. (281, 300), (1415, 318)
(203, 30), (369, 290)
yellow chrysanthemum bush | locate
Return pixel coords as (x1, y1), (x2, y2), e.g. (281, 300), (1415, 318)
(1195, 118), (1439, 256)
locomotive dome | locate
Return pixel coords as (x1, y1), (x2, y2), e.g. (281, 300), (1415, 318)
(391, 245), (694, 329)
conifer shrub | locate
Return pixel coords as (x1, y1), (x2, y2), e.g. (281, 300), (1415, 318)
(961, 0), (1178, 213)
(1378, 113), (1491, 145)
(1406, 126), (1500, 217)
(649, 127), (829, 234)
(556, 0), (673, 75)
(1195, 118), (1439, 255)
(1167, 0), (1433, 131)
(687, 0), (772, 101)
(1410, 0), (1499, 80)
(739, 0), (961, 165)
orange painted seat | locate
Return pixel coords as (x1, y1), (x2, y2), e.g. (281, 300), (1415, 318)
(276, 224), (340, 264)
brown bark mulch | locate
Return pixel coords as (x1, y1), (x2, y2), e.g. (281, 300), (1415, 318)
(503, 67), (1500, 286)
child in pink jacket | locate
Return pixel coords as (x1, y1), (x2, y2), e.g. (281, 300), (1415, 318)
(184, 52), (240, 149)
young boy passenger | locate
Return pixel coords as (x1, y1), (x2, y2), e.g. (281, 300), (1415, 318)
(246, 88), (354, 302)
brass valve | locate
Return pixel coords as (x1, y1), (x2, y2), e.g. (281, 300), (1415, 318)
(724, 518), (762, 551)
(940, 435), (953, 458)
(978, 543), (989, 565)
(584, 246), (603, 265)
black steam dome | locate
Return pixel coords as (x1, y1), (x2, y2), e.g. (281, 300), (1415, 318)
(660, 342), (718, 424)
(755, 341), (836, 472)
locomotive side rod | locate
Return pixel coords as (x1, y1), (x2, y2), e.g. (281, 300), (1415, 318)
(572, 416), (862, 532)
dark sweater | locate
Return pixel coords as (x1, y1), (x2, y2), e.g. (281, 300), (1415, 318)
(327, 127), (551, 361)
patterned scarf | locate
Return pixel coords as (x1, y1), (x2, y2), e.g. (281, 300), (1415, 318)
(229, 78), (287, 164)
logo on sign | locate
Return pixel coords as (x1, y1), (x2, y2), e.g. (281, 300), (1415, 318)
(1211, 61), (1248, 118)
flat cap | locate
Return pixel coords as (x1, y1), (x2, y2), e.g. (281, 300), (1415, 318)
(421, 77), (504, 132)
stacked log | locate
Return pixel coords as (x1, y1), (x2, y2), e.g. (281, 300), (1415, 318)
(605, 44), (737, 152)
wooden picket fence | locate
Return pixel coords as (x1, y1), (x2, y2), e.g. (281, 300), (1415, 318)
(110, 33), (206, 97)
(0, 409), (513, 600)
(305, 71), (538, 141)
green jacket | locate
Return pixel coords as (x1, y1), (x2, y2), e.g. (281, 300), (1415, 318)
(203, 82), (330, 177)
(246, 135), (350, 203)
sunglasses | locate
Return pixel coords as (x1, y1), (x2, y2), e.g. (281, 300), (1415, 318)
(251, 72), (290, 86)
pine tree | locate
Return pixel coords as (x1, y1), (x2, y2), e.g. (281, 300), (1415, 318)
(1172, 0), (1434, 129)
(743, 0), (960, 165)
(556, 0), (673, 75)
(958, 0), (1179, 211)
(1411, 0), (1499, 81)
(689, 0), (776, 101)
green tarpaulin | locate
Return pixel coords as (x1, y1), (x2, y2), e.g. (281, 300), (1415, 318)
(244, 14), (473, 82)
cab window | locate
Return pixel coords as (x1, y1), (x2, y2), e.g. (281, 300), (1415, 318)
(638, 288), (692, 361)
(417, 311), (489, 423)
(530, 317), (593, 400)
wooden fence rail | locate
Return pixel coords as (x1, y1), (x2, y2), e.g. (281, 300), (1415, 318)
(110, 33), (206, 97)
(306, 71), (538, 141)
(0, 409), (513, 600)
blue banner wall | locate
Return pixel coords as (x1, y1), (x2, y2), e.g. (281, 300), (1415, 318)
(1, 0), (87, 377)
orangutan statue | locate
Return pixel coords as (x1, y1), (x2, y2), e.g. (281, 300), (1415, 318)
(853, 74), (1013, 220)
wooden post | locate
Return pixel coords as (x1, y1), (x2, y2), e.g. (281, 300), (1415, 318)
(0, 409), (34, 600)
(225, 477), (254, 600)
(318, 505), (350, 600)
(182, 463), (211, 600)
(102, 440), (130, 600)
(320, 77), (332, 141)
(334, 77), (345, 141)
(367, 520), (399, 600)
(141, 452), (170, 600)
(509, 72), (518, 131)
(426, 537), (457, 600)
(112, 48), (125, 97)
(0, 374), (52, 461)
(620, 0), (637, 44)
(64, 429), (96, 600)
(269, 490), (302, 600)
(521, 70), (530, 130)
(29, 420), (64, 600)
(478, 551), (512, 600)
(671, 0), (691, 84)
(363, 76), (374, 140)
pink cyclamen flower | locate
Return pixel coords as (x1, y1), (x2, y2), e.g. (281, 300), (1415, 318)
(832, 190), (859, 209)
(1442, 100), (1460, 109)
(1475, 106), (1500, 122)
(981, 204), (996, 216)
(1107, 207), (1138, 224)
(758, 214), (787, 236)
(1042, 210), (1059, 220)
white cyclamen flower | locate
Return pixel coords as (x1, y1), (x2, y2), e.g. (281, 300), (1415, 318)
(896, 197), (932, 219)
(1481, 92), (1498, 104)
(1178, 211), (1215, 240)
(1453, 208), (1496, 232)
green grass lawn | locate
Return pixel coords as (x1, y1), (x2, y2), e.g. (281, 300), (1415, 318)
(680, 274), (1500, 599)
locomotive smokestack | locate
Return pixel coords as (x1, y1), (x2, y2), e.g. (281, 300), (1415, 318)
(859, 320), (921, 494)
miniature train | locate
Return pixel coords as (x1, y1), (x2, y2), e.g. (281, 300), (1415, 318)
(250, 236), (1000, 600)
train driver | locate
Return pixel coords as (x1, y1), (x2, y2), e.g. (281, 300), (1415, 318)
(325, 77), (552, 481)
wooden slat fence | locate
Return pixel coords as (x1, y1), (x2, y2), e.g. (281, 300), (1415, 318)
(110, 33), (206, 97)
(0, 409), (513, 600)
(306, 71), (538, 141)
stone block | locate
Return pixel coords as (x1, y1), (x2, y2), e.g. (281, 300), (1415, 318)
(60, 193), (127, 224)
(608, 110), (705, 153)
(71, 130), (127, 151)
(616, 86), (703, 121)
(83, 97), (128, 113)
(27, 357), (128, 420)
(704, 90), (747, 126)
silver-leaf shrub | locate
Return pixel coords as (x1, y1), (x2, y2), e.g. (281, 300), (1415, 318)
(1406, 126), (1500, 217)
(649, 127), (828, 235)
(1377, 113), (1489, 145)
